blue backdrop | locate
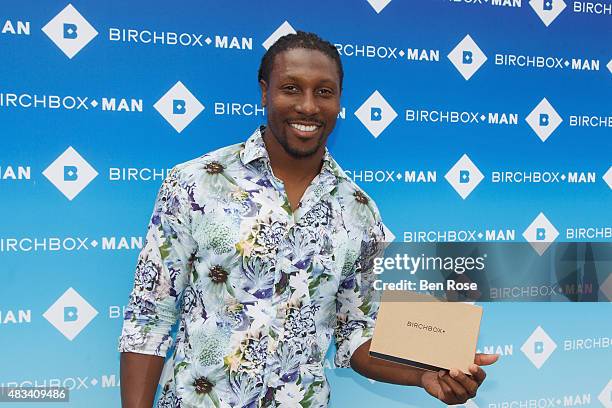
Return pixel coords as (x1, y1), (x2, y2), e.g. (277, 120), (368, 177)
(1, 1), (610, 407)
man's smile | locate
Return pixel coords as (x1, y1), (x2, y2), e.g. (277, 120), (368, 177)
(287, 120), (323, 137)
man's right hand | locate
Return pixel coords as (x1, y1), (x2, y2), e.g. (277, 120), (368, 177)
(420, 353), (498, 405)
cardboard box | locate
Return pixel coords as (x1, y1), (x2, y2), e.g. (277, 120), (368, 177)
(369, 291), (483, 374)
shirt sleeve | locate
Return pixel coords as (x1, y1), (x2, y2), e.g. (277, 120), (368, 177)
(118, 166), (197, 357)
(334, 218), (385, 368)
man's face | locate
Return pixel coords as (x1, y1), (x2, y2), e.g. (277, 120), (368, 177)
(260, 48), (341, 159)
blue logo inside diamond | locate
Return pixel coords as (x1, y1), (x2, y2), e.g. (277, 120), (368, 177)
(539, 113), (549, 126)
(63, 306), (78, 322)
(536, 228), (546, 240)
(534, 341), (544, 354)
(370, 107), (382, 121)
(63, 165), (78, 181)
(462, 50), (473, 64)
(459, 170), (470, 184)
(63, 23), (78, 39)
(173, 99), (186, 115)
(543, 0), (554, 11)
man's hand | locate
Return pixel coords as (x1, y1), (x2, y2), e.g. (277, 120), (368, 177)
(420, 353), (499, 405)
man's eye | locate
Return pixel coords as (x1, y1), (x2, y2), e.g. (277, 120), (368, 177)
(283, 85), (298, 92)
(318, 89), (334, 96)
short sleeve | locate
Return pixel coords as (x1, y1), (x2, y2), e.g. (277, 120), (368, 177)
(334, 218), (385, 368)
(118, 166), (197, 357)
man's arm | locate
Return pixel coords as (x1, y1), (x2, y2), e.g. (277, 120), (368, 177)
(120, 353), (165, 408)
(118, 168), (197, 407)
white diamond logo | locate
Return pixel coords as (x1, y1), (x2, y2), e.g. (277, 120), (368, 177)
(522, 212), (559, 256)
(153, 81), (204, 133)
(354, 90), (397, 138)
(448, 35), (487, 81)
(367, 0), (392, 13)
(43, 288), (98, 341)
(262, 21), (296, 50)
(445, 154), (484, 199)
(41, 4), (98, 59)
(601, 273), (612, 302)
(525, 98), (563, 142)
(529, 0), (567, 27)
(382, 224), (396, 242)
(607, 59), (612, 76)
(603, 166), (612, 190)
(520, 326), (557, 369)
(43, 146), (98, 200)
(598, 379), (612, 408)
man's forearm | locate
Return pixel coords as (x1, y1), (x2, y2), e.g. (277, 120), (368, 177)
(350, 340), (425, 387)
(120, 352), (165, 408)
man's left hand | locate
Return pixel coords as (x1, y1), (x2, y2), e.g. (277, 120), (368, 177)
(420, 353), (499, 405)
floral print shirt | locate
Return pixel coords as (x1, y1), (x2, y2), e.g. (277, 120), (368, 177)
(119, 127), (385, 408)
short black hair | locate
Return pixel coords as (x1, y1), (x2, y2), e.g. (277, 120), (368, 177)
(258, 31), (343, 88)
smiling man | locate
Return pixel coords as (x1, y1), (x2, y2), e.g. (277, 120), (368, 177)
(119, 31), (497, 408)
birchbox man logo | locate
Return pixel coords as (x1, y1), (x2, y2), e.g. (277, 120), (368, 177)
(448, 35), (487, 81)
(603, 166), (612, 190)
(520, 326), (557, 369)
(525, 98), (563, 142)
(444, 154), (484, 199)
(367, 0), (392, 14)
(354, 90), (397, 138)
(154, 81), (205, 133)
(529, 0), (567, 27)
(43, 288), (98, 341)
(522, 212), (559, 255)
(41, 4), (98, 59)
(598, 379), (612, 408)
(262, 21), (296, 50)
(43, 146), (98, 200)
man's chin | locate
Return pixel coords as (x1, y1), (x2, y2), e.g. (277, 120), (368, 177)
(280, 135), (323, 159)
(284, 145), (320, 159)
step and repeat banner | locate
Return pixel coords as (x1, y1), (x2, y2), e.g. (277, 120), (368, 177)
(1, 0), (611, 407)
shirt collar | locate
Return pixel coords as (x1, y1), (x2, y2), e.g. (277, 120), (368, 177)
(239, 126), (270, 166)
(239, 126), (347, 181)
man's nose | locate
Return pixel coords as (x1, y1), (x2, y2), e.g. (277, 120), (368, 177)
(295, 93), (320, 116)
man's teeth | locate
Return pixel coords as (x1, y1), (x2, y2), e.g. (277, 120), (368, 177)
(290, 123), (318, 132)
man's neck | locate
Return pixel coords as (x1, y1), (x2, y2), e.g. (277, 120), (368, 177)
(262, 128), (325, 184)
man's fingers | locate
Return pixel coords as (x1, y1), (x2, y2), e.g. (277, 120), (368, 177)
(474, 353), (499, 366)
(439, 371), (469, 402)
(437, 372), (454, 399)
(468, 364), (487, 385)
(449, 369), (478, 398)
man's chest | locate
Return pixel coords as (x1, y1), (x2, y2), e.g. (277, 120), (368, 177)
(186, 179), (362, 311)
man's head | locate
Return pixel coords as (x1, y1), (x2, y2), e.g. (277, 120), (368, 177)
(258, 31), (343, 159)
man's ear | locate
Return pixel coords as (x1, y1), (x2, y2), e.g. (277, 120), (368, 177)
(259, 79), (268, 107)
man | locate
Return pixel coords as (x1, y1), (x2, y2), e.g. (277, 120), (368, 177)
(119, 31), (498, 407)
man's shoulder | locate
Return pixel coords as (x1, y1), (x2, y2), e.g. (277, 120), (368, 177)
(329, 158), (383, 229)
(328, 157), (375, 202)
(171, 141), (245, 180)
(338, 177), (382, 211)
